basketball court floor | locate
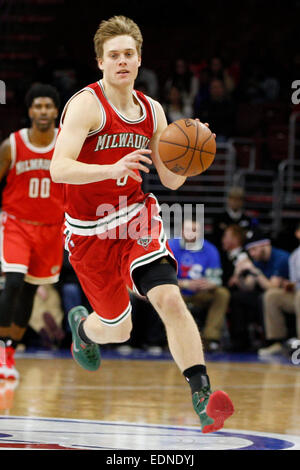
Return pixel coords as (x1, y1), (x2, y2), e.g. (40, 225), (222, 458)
(0, 347), (300, 452)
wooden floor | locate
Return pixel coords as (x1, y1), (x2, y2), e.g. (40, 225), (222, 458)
(1, 353), (300, 437)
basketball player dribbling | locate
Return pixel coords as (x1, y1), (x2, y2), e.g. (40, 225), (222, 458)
(0, 84), (64, 380)
(50, 16), (234, 432)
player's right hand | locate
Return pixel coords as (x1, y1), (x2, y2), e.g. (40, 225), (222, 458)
(110, 149), (152, 183)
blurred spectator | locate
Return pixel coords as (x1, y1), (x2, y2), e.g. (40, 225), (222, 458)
(260, 63), (280, 102)
(239, 60), (280, 104)
(193, 67), (211, 109)
(163, 86), (193, 123)
(228, 229), (290, 351)
(53, 68), (77, 104)
(0, 265), (4, 292)
(23, 285), (65, 349)
(165, 58), (199, 110)
(135, 67), (159, 99)
(59, 250), (86, 315)
(226, 58), (241, 91)
(194, 78), (236, 142)
(134, 81), (149, 95)
(208, 57), (236, 95)
(239, 62), (265, 103)
(221, 224), (248, 287)
(168, 218), (230, 352)
(34, 45), (83, 106)
(258, 222), (300, 357)
(212, 186), (257, 250)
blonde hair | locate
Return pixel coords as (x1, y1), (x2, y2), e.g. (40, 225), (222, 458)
(94, 15), (143, 59)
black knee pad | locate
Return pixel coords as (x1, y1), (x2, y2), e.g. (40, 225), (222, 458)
(132, 256), (178, 297)
(4, 272), (24, 293)
(0, 273), (25, 327)
(13, 282), (39, 328)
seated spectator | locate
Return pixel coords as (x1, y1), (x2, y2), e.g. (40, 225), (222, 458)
(194, 78), (236, 142)
(165, 58), (199, 110)
(168, 218), (230, 352)
(228, 229), (290, 352)
(258, 223), (300, 356)
(212, 186), (258, 250)
(193, 67), (210, 109)
(221, 224), (248, 287)
(22, 285), (65, 350)
(208, 56), (236, 95)
(239, 61), (265, 104)
(240, 59), (280, 104)
(135, 66), (159, 99)
(163, 86), (193, 124)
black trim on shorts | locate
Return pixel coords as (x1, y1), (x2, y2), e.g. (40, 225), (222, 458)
(132, 256), (178, 297)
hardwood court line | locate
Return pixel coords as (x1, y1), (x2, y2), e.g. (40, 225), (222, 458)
(18, 384), (187, 391)
(17, 382), (300, 391)
(221, 383), (300, 390)
(216, 364), (299, 376)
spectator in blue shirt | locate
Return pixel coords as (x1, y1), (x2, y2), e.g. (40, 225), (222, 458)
(228, 228), (290, 352)
(258, 222), (300, 357)
(169, 219), (230, 352)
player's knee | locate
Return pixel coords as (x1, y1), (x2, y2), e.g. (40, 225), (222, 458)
(166, 294), (186, 314)
(152, 288), (187, 323)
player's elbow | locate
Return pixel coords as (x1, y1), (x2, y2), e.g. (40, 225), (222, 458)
(50, 161), (63, 183)
(163, 181), (181, 190)
(162, 177), (185, 190)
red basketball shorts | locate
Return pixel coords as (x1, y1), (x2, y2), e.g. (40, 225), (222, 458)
(1, 213), (64, 284)
(64, 194), (177, 325)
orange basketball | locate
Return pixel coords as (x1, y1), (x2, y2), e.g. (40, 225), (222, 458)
(159, 118), (216, 176)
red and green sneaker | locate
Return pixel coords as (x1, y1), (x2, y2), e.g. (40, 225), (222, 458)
(68, 306), (101, 371)
(192, 387), (234, 433)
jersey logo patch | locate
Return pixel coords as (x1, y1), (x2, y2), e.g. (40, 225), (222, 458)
(51, 265), (60, 274)
(137, 236), (152, 250)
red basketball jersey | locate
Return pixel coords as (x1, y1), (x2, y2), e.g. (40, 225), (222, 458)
(60, 80), (157, 226)
(2, 128), (64, 224)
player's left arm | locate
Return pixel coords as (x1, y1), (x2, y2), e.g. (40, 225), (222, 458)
(149, 100), (187, 190)
(0, 137), (12, 182)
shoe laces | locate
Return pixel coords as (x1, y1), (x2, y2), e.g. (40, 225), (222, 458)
(194, 386), (211, 407)
(84, 344), (99, 363)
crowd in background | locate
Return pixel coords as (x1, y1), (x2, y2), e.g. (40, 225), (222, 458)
(3, 48), (298, 147)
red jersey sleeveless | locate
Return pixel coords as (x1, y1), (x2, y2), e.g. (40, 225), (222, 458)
(61, 80), (157, 222)
(2, 128), (64, 224)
